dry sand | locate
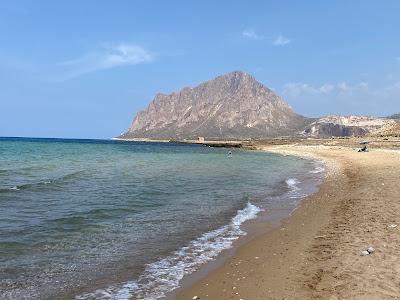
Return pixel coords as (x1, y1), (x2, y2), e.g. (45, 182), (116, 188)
(176, 144), (400, 299)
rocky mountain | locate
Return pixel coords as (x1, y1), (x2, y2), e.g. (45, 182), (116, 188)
(387, 113), (400, 120)
(302, 116), (397, 137)
(120, 71), (309, 139)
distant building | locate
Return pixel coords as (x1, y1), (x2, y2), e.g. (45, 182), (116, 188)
(198, 137), (205, 142)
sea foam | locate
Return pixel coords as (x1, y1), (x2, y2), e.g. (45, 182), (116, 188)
(286, 178), (303, 199)
(76, 202), (261, 300)
(309, 166), (325, 174)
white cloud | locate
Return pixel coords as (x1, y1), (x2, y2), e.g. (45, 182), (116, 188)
(272, 35), (291, 46)
(281, 80), (400, 116)
(242, 29), (263, 40)
(283, 82), (334, 97)
(283, 82), (400, 97)
(241, 31), (292, 46)
(337, 82), (348, 91)
(58, 43), (153, 79)
(337, 82), (369, 96)
(319, 84), (335, 94)
(358, 82), (369, 90)
(283, 83), (318, 97)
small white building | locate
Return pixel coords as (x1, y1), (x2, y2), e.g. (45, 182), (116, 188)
(198, 137), (205, 142)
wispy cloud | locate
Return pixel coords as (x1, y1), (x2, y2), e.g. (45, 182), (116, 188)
(241, 30), (292, 46)
(58, 43), (153, 80)
(282, 80), (400, 115)
(283, 81), (384, 97)
(283, 82), (335, 97)
(337, 82), (369, 96)
(241, 29), (263, 40)
(272, 35), (291, 46)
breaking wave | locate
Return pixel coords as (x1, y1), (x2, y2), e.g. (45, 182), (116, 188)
(76, 202), (261, 300)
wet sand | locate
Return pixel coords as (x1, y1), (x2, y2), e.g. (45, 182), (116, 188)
(177, 145), (400, 299)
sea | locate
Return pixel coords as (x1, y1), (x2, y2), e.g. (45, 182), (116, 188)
(0, 137), (325, 299)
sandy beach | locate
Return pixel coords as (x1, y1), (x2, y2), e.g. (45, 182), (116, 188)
(177, 143), (400, 299)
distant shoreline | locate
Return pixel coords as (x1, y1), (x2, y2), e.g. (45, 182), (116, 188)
(113, 137), (249, 148)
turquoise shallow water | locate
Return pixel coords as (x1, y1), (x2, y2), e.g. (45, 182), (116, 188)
(0, 137), (324, 299)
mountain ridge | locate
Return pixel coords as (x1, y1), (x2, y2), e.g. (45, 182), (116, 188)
(119, 71), (397, 140)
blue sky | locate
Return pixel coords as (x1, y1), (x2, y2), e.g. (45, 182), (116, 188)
(1, 0), (400, 138)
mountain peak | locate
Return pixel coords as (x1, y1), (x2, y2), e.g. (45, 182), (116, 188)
(213, 70), (258, 85)
(121, 71), (307, 140)
(223, 70), (252, 78)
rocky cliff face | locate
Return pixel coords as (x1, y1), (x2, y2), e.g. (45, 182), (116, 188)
(120, 71), (308, 139)
(302, 116), (397, 137)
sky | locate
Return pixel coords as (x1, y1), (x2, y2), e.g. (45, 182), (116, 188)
(1, 0), (400, 139)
